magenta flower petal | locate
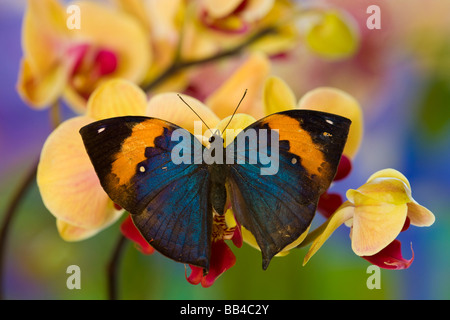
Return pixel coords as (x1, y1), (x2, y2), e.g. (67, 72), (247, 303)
(362, 239), (414, 270)
(120, 215), (155, 255)
(231, 215), (243, 248)
(186, 266), (204, 286)
(318, 192), (344, 218)
(186, 240), (236, 287)
(334, 155), (352, 181)
(201, 240), (236, 288)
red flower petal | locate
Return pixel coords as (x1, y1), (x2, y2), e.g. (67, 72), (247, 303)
(231, 215), (243, 248)
(185, 265), (204, 285)
(334, 155), (352, 181)
(362, 239), (414, 270)
(401, 216), (411, 232)
(318, 192), (343, 218)
(120, 215), (154, 255)
(201, 240), (236, 288)
(186, 240), (236, 288)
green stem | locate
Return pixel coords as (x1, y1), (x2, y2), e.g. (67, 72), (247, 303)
(141, 25), (278, 92)
(0, 160), (38, 300)
(107, 233), (127, 300)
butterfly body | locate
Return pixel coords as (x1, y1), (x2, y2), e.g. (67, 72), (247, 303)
(209, 162), (229, 216)
(80, 110), (351, 271)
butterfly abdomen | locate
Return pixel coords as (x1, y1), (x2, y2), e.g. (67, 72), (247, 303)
(209, 163), (229, 215)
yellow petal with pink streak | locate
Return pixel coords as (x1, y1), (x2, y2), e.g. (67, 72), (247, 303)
(37, 116), (118, 231)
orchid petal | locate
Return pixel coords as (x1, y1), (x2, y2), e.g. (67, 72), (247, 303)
(206, 53), (270, 119)
(57, 205), (122, 241)
(185, 265), (203, 285)
(317, 192), (344, 218)
(305, 10), (359, 60)
(334, 155), (352, 181)
(147, 92), (220, 135)
(351, 198), (408, 256)
(242, 0), (275, 22)
(120, 215), (155, 255)
(21, 0), (67, 77)
(17, 58), (69, 108)
(69, 1), (151, 83)
(347, 178), (412, 206)
(303, 201), (354, 265)
(298, 87), (363, 158)
(86, 79), (148, 120)
(366, 168), (411, 189)
(201, 240), (236, 288)
(364, 169), (435, 227)
(263, 76), (297, 115)
(56, 219), (100, 242)
(37, 116), (118, 231)
(407, 201), (435, 227)
(185, 240), (236, 288)
(203, 0), (244, 19)
(362, 240), (414, 270)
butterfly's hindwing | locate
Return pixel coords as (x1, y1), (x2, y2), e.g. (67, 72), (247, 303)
(228, 110), (351, 269)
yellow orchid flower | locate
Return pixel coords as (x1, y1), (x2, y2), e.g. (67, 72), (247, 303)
(200, 0), (275, 33)
(178, 0), (300, 61)
(302, 9), (360, 60)
(37, 79), (150, 240)
(17, 0), (151, 112)
(114, 0), (186, 89)
(303, 169), (435, 268)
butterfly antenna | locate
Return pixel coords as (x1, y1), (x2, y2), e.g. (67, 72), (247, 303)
(222, 89), (248, 135)
(177, 94), (212, 133)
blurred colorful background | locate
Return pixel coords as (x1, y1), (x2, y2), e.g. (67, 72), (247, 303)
(1, 0), (449, 299)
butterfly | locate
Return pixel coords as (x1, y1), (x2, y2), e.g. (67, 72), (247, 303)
(79, 98), (351, 271)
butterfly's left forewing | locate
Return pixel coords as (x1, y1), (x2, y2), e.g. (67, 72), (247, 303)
(228, 110), (351, 269)
(80, 116), (212, 269)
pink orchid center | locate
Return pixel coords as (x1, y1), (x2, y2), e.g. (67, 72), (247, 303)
(67, 44), (119, 100)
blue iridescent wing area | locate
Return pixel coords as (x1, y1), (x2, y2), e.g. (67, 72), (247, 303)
(80, 116), (212, 269)
(227, 110), (351, 269)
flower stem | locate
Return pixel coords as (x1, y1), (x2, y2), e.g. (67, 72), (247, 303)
(107, 233), (127, 300)
(0, 159), (38, 300)
(141, 25), (278, 92)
